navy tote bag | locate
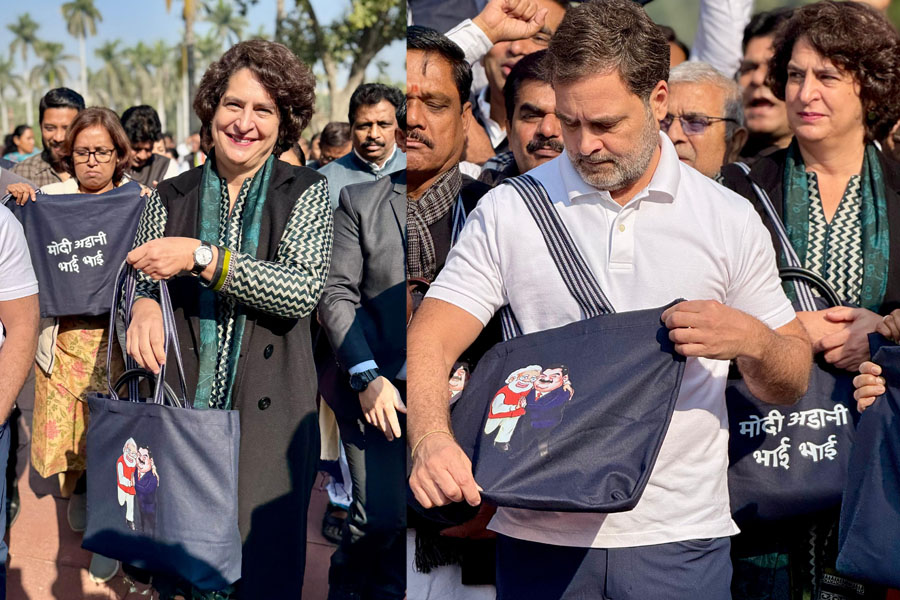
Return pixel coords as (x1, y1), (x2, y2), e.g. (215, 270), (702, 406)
(835, 336), (900, 588)
(83, 263), (242, 590)
(726, 163), (859, 524)
(449, 175), (686, 513)
(7, 181), (145, 317)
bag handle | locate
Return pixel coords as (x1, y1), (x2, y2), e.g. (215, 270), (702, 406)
(505, 175), (615, 318)
(733, 162), (818, 312)
(113, 368), (184, 408)
(498, 175), (614, 342)
(157, 277), (190, 404)
(104, 261), (190, 408)
(778, 266), (843, 309)
(450, 194), (466, 247)
(499, 305), (523, 340)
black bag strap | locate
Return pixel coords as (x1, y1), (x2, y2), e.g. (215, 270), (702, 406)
(779, 266), (843, 309)
(506, 173), (615, 311)
(113, 368), (182, 406)
(450, 193), (466, 247)
(104, 261), (190, 408)
(733, 162), (819, 312)
(496, 175), (616, 340)
(499, 305), (523, 340)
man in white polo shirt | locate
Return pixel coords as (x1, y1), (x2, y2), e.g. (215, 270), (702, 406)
(407, 1), (812, 598)
(0, 200), (40, 592)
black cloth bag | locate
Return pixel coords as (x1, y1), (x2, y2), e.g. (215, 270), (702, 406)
(449, 175), (685, 512)
(726, 164), (859, 524)
(835, 335), (900, 587)
(7, 181), (145, 317)
(82, 263), (242, 590)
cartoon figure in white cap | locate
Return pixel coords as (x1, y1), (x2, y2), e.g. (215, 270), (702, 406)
(117, 437), (138, 530)
(484, 365), (541, 451)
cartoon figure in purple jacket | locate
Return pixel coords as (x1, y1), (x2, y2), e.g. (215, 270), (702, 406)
(135, 444), (159, 535)
(526, 365), (574, 457)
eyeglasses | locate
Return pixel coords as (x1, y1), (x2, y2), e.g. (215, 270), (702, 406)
(659, 114), (738, 136)
(72, 148), (115, 163)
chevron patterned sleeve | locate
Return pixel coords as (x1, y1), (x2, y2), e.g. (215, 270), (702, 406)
(131, 188), (168, 301)
(220, 177), (334, 318)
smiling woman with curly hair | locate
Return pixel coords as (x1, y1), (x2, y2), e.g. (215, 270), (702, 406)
(125, 40), (333, 599)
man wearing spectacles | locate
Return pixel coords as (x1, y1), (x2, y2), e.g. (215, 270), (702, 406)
(661, 62), (748, 179)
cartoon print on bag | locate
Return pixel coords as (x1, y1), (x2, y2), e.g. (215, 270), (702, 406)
(135, 444), (160, 535)
(484, 365), (541, 452)
(526, 365), (574, 458)
(117, 438), (138, 530)
(449, 362), (469, 404)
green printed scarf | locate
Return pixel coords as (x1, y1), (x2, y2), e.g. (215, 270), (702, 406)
(782, 140), (889, 311)
(194, 152), (274, 409)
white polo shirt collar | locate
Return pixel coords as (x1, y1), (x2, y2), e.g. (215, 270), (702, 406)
(558, 132), (681, 209)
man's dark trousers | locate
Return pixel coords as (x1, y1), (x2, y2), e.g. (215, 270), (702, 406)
(327, 410), (406, 600)
(496, 534), (732, 600)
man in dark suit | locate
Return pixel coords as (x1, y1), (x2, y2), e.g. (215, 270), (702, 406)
(317, 102), (407, 600)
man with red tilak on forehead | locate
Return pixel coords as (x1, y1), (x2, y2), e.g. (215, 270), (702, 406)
(406, 26), (490, 287)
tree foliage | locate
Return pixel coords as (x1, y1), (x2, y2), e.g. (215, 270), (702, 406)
(280, 0), (405, 123)
(204, 0), (249, 48)
(7, 13), (40, 67)
(31, 41), (75, 88)
(61, 0), (102, 39)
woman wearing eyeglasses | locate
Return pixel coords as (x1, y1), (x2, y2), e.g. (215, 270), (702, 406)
(6, 107), (134, 582)
(718, 2), (900, 598)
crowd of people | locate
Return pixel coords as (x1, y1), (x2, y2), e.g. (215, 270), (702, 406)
(1, 0), (900, 598)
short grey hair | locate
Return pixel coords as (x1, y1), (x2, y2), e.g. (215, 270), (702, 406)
(669, 61), (744, 141)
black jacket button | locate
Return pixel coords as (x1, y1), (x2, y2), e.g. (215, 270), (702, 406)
(263, 344), (274, 359)
(258, 397), (271, 410)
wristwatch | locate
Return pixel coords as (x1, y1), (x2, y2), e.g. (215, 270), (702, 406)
(191, 241), (214, 276)
(349, 369), (380, 392)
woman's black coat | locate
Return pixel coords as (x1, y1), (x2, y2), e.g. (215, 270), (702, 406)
(155, 159), (328, 597)
(719, 148), (900, 314)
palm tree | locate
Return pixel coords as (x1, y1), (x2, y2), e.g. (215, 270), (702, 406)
(204, 0), (248, 49)
(165, 0), (201, 131)
(123, 42), (155, 106)
(93, 39), (126, 110)
(148, 40), (175, 132)
(61, 0), (103, 104)
(7, 13), (40, 127)
(87, 68), (113, 110)
(275, 0), (285, 41)
(195, 29), (223, 74)
(0, 55), (24, 134)
(31, 41), (75, 89)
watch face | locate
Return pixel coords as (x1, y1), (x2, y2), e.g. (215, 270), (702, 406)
(195, 245), (214, 267)
(350, 370), (378, 392)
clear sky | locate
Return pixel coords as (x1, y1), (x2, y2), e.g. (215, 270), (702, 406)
(0, 0), (405, 88)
